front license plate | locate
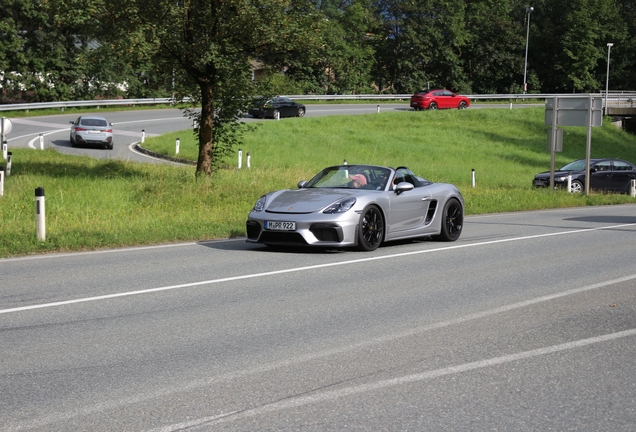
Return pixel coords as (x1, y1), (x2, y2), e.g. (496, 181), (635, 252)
(265, 221), (296, 231)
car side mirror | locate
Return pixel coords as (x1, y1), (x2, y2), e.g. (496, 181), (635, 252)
(298, 180), (307, 189)
(394, 182), (414, 195)
(590, 167), (598, 173)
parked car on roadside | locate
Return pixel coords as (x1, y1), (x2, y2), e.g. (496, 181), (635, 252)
(532, 158), (636, 193)
(69, 116), (114, 149)
(410, 89), (470, 110)
(249, 97), (306, 119)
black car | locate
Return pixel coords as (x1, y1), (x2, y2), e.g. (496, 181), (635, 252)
(248, 97), (305, 119)
(532, 158), (636, 193)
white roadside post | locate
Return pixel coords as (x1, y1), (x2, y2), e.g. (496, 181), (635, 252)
(35, 187), (46, 242)
(377, 105), (380, 113)
(2, 141), (6, 159)
(38, 133), (44, 150)
(631, 179), (636, 197)
(247, 152), (251, 169)
(0, 166), (4, 197)
(175, 138), (180, 155)
(1, 117), (12, 147)
(567, 174), (572, 192)
(275, 111), (280, 121)
(141, 130), (145, 144)
(238, 148), (243, 169)
(6, 152), (11, 176)
(472, 169), (476, 188)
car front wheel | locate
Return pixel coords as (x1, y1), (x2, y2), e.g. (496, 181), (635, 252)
(297, 107), (305, 117)
(570, 180), (583, 193)
(434, 198), (463, 242)
(458, 101), (468, 109)
(357, 205), (384, 251)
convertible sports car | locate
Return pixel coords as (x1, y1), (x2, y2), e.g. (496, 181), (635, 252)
(246, 165), (464, 251)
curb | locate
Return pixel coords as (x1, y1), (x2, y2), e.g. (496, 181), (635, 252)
(133, 144), (197, 166)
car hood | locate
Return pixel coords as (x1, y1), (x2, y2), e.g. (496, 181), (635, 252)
(265, 188), (357, 214)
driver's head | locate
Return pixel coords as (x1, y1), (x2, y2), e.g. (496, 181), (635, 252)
(349, 174), (367, 187)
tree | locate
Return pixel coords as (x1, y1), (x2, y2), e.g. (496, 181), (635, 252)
(527, 0), (626, 93)
(0, 0), (89, 102)
(101, 0), (322, 176)
(463, 0), (525, 94)
(371, 0), (468, 94)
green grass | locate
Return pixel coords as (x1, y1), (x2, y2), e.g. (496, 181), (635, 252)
(2, 108), (635, 258)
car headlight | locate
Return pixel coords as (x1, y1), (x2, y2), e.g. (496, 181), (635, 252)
(555, 176), (567, 181)
(252, 195), (267, 212)
(323, 197), (356, 214)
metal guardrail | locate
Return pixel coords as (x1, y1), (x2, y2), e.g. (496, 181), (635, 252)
(0, 92), (634, 112)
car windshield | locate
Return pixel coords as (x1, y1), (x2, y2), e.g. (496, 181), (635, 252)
(559, 160), (587, 171)
(304, 166), (392, 190)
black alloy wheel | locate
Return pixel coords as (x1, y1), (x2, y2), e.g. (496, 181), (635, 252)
(429, 102), (438, 110)
(357, 205), (384, 251)
(298, 107), (305, 117)
(434, 198), (463, 242)
(459, 101), (468, 109)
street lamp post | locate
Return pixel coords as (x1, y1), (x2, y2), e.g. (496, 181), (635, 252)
(605, 43), (614, 114)
(523, 6), (534, 94)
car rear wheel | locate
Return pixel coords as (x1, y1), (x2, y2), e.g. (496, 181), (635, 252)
(429, 102), (438, 110)
(433, 198), (463, 242)
(297, 107), (305, 117)
(570, 180), (583, 193)
(70, 135), (75, 147)
(458, 101), (468, 109)
(357, 205), (384, 251)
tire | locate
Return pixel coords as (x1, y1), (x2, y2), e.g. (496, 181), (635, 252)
(458, 101), (468, 109)
(570, 180), (583, 193)
(107, 142), (114, 150)
(428, 102), (438, 110)
(298, 107), (305, 117)
(70, 135), (75, 147)
(357, 205), (384, 251)
(434, 198), (463, 242)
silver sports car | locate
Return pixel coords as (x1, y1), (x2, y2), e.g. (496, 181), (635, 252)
(246, 165), (464, 251)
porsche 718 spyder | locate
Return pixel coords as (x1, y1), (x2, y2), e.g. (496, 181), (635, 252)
(246, 165), (464, 251)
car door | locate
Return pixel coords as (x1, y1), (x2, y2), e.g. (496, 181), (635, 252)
(277, 98), (294, 117)
(609, 160), (636, 192)
(441, 90), (455, 108)
(589, 160), (613, 190)
(386, 169), (433, 237)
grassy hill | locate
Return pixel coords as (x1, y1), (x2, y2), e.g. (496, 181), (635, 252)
(2, 108), (635, 257)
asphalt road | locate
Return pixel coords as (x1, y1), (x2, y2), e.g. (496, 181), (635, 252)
(2, 205), (636, 431)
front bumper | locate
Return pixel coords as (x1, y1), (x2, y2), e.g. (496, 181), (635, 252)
(246, 211), (360, 247)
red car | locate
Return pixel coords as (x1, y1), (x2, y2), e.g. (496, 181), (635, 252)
(410, 89), (470, 110)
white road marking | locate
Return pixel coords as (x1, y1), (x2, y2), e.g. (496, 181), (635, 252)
(149, 328), (636, 430)
(26, 129), (68, 148)
(1, 222), (635, 315)
(6, 273), (635, 431)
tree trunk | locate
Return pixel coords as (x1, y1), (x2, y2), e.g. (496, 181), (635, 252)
(196, 82), (214, 176)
